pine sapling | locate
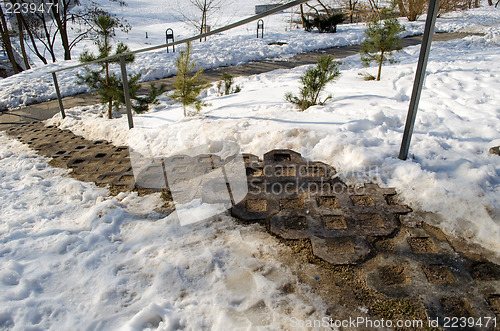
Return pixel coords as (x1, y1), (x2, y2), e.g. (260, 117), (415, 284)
(78, 15), (166, 118)
(77, 15), (135, 119)
(217, 72), (241, 96)
(127, 82), (167, 114)
(285, 55), (341, 111)
(171, 42), (211, 116)
(360, 18), (405, 81)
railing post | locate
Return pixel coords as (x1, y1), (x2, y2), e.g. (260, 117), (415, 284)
(398, 0), (441, 160)
(119, 55), (134, 130)
(52, 72), (65, 119)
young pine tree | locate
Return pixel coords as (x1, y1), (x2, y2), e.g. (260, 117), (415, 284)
(78, 15), (137, 119)
(217, 72), (241, 96)
(285, 55), (341, 111)
(78, 15), (166, 118)
(360, 18), (405, 81)
(171, 42), (211, 116)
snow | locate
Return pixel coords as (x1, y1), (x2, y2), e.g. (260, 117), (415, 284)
(2, 1), (500, 329)
(1, 2), (500, 110)
(0, 133), (330, 330)
(48, 30), (500, 255)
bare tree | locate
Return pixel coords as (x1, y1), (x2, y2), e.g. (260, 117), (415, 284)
(8, 2), (48, 64)
(175, 0), (232, 37)
(50, 0), (81, 60)
(5, 0), (127, 65)
(300, 1), (345, 33)
(0, 2), (22, 72)
(15, 12), (30, 68)
(345, 0), (359, 23)
(438, 0), (478, 15)
(397, 0), (426, 21)
(50, 0), (127, 60)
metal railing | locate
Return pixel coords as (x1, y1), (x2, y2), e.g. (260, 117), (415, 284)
(49, 0), (310, 129)
(398, 0), (440, 160)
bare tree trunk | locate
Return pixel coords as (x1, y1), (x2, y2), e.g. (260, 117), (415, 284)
(6, 0), (48, 65)
(16, 13), (30, 70)
(18, 15), (48, 64)
(349, 0), (354, 23)
(51, 0), (72, 60)
(367, 0), (381, 20)
(0, 4), (21, 73)
(377, 50), (383, 81)
(39, 14), (57, 62)
(300, 4), (306, 28)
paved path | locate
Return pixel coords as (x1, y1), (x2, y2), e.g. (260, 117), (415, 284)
(0, 32), (471, 130)
(4, 120), (500, 325)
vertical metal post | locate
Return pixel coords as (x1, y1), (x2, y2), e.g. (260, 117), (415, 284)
(166, 28), (175, 52)
(120, 55), (134, 130)
(398, 0), (441, 160)
(52, 72), (65, 119)
(257, 19), (264, 38)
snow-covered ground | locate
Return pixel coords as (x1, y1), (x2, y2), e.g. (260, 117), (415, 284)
(1, 2), (500, 110)
(0, 133), (331, 330)
(48, 28), (500, 255)
(1, 2), (500, 329)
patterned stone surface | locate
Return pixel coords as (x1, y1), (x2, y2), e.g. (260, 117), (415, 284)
(5, 122), (135, 191)
(227, 149), (412, 265)
(7, 124), (412, 265)
(366, 223), (500, 328)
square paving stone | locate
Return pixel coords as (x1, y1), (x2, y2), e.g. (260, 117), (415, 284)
(422, 264), (456, 284)
(407, 237), (438, 254)
(247, 199), (267, 212)
(246, 167), (264, 177)
(351, 195), (375, 206)
(323, 215), (347, 230)
(440, 297), (476, 318)
(327, 237), (356, 255)
(372, 238), (397, 254)
(273, 153), (291, 162)
(317, 196), (340, 208)
(321, 215), (347, 230)
(379, 265), (411, 286)
(468, 262), (499, 281)
(279, 198), (304, 210)
(358, 213), (384, 228)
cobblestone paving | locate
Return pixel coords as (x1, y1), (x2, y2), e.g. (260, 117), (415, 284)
(365, 222), (500, 329)
(230, 149), (411, 265)
(5, 122), (135, 192)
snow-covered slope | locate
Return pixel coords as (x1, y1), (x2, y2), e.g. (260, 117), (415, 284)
(1, 2), (500, 110)
(49, 29), (500, 255)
